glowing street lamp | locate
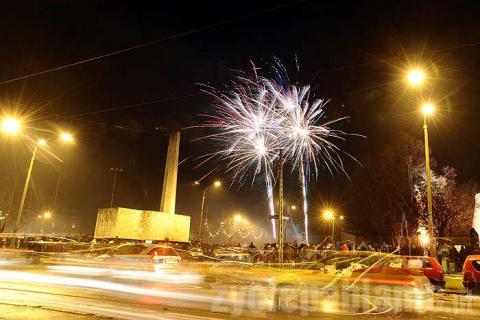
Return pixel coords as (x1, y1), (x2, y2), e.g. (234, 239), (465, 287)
(323, 210), (334, 220)
(323, 209), (336, 244)
(407, 69), (425, 87)
(1, 117), (21, 135)
(422, 103), (434, 116)
(60, 132), (74, 143)
(43, 211), (52, 219)
(233, 213), (243, 224)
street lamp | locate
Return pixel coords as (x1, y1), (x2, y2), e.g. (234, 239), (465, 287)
(323, 210), (334, 220)
(60, 132), (74, 143)
(233, 213), (243, 224)
(407, 69), (425, 87)
(13, 133), (74, 234)
(405, 68), (437, 257)
(196, 180), (221, 241)
(323, 209), (335, 244)
(1, 117), (21, 135)
(422, 102), (436, 257)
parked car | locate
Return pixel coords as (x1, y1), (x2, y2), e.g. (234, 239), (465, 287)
(278, 254), (433, 313)
(352, 255), (445, 292)
(213, 247), (251, 262)
(178, 247), (204, 261)
(463, 254), (480, 292)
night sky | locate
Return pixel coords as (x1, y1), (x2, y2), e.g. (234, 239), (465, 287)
(1, 1), (480, 237)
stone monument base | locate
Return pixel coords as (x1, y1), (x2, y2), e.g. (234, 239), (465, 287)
(94, 207), (190, 242)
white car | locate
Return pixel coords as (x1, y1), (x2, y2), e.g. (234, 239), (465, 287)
(98, 243), (181, 270)
(213, 247), (251, 262)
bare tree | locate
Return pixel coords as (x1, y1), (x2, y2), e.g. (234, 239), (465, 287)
(415, 166), (477, 237)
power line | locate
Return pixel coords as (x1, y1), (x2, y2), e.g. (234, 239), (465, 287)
(0, 0), (306, 87)
(63, 92), (200, 118)
(307, 39), (480, 78)
(59, 38), (480, 119)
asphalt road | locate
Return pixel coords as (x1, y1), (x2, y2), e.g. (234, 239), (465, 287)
(1, 263), (480, 320)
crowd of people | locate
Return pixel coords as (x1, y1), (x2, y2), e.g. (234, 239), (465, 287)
(193, 239), (405, 264)
(193, 237), (480, 273)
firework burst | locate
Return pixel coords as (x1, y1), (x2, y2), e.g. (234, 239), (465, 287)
(199, 62), (358, 242)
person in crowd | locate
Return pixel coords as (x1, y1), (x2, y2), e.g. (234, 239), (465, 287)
(438, 243), (450, 272)
(448, 245), (458, 273)
(459, 245), (468, 271)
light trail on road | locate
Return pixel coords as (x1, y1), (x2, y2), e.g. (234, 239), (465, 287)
(1, 250), (480, 319)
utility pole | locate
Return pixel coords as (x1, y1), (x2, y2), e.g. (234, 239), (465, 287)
(331, 217), (335, 243)
(53, 175), (61, 208)
(110, 168), (123, 208)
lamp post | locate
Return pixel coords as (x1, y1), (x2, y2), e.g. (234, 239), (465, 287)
(14, 136), (73, 233)
(323, 209), (335, 245)
(406, 69), (437, 257)
(14, 140), (42, 233)
(38, 211), (52, 234)
(422, 103), (436, 257)
(196, 180), (221, 241)
(1, 116), (75, 234)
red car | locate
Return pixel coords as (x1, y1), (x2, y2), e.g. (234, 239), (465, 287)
(463, 255), (480, 291)
(403, 256), (445, 291)
(352, 255), (445, 291)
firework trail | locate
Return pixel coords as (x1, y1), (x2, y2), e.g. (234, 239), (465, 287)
(299, 159), (309, 244)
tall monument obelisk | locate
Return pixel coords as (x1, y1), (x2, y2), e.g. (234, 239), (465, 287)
(94, 130), (191, 242)
(160, 131), (180, 214)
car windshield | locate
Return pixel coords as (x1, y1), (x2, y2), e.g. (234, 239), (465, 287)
(472, 260), (480, 272)
(112, 244), (147, 255)
(148, 247), (178, 256)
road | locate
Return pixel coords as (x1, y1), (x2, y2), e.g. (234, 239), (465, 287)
(1, 262), (480, 319)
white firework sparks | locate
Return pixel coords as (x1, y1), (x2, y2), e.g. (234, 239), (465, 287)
(200, 79), (280, 239)
(200, 63), (357, 242)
